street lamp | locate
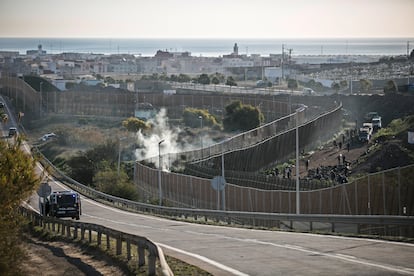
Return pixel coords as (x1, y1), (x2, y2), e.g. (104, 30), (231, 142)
(158, 139), (165, 206)
(199, 115), (203, 158)
(295, 105), (306, 215)
(117, 137), (127, 176)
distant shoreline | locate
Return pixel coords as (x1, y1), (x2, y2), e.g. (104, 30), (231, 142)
(0, 37), (411, 57)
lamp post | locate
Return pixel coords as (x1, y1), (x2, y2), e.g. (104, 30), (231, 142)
(199, 115), (203, 158)
(117, 137), (126, 176)
(158, 139), (165, 206)
(295, 105), (306, 215)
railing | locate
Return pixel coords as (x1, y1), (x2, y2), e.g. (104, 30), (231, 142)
(20, 206), (173, 276)
(35, 149), (414, 238)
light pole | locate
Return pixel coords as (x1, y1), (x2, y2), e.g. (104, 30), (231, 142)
(158, 139), (165, 206)
(199, 115), (203, 157)
(295, 105), (306, 215)
(117, 137), (126, 176)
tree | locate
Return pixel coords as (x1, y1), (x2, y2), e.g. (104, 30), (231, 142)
(65, 140), (118, 186)
(331, 82), (340, 93)
(359, 79), (372, 93)
(211, 76), (220, 85)
(177, 74), (191, 83)
(93, 168), (138, 201)
(198, 74), (210, 85)
(183, 108), (218, 128)
(223, 101), (264, 131)
(384, 80), (398, 94)
(0, 138), (40, 274)
(122, 117), (148, 132)
(287, 79), (298, 89)
(226, 76), (237, 86)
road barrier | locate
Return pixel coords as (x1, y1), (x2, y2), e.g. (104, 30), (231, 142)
(20, 206), (173, 276)
(32, 150), (414, 238)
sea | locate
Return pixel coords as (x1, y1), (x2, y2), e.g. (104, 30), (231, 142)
(0, 37), (412, 57)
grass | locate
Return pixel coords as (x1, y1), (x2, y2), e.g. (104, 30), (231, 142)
(28, 223), (212, 275)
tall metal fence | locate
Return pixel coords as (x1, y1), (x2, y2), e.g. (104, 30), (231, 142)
(0, 76), (41, 117)
(135, 163), (414, 216)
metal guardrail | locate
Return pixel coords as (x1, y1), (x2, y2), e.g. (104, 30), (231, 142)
(20, 206), (173, 276)
(36, 149), (414, 238)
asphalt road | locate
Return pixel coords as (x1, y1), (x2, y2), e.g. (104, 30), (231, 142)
(4, 94), (412, 276)
(26, 179), (414, 276)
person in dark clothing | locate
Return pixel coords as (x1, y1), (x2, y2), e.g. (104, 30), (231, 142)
(347, 142), (350, 152)
(342, 154), (346, 164)
(305, 159), (310, 171)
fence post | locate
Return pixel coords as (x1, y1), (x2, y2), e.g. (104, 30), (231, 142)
(116, 235), (122, 255)
(127, 240), (131, 261)
(398, 167), (401, 216)
(66, 225), (71, 238)
(97, 232), (102, 246)
(382, 172), (386, 215)
(106, 232), (110, 250)
(368, 175), (371, 215)
(148, 246), (157, 276)
(138, 241), (145, 267)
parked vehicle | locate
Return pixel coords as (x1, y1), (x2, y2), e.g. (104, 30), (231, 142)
(364, 112), (379, 121)
(372, 116), (382, 130)
(39, 190), (81, 220)
(39, 132), (57, 141)
(8, 127), (17, 137)
(359, 128), (371, 142)
(362, 122), (373, 135)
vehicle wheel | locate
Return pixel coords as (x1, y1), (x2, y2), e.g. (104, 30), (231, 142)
(76, 216), (80, 220)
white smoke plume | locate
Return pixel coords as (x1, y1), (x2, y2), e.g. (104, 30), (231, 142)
(134, 108), (215, 170)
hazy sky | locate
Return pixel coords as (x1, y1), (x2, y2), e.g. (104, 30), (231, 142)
(0, 0), (413, 38)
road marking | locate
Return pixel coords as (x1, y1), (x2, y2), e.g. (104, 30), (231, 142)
(43, 180), (414, 274)
(157, 243), (249, 276)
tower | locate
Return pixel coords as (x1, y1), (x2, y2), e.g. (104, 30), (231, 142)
(233, 43), (239, 56)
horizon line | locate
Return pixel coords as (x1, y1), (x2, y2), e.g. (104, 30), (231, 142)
(1, 36), (414, 40)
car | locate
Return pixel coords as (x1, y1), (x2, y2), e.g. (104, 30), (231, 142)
(0, 102), (4, 108)
(40, 133), (57, 141)
(364, 112), (379, 121)
(8, 127), (17, 137)
(372, 116), (382, 130)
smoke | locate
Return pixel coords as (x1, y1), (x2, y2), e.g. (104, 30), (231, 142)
(134, 108), (215, 170)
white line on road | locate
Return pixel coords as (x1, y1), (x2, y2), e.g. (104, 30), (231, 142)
(158, 243), (249, 276)
(47, 180), (414, 275)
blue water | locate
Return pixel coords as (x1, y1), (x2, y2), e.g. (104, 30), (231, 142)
(0, 37), (412, 57)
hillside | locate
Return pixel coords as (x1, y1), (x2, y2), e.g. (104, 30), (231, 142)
(352, 115), (414, 174)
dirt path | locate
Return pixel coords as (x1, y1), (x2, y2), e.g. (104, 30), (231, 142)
(21, 236), (126, 276)
(300, 140), (368, 178)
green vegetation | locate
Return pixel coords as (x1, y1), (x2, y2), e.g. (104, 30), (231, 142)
(359, 78), (373, 93)
(182, 107), (219, 128)
(122, 117), (148, 132)
(63, 140), (138, 200)
(93, 168), (138, 200)
(383, 80), (398, 94)
(0, 138), (40, 274)
(373, 115), (414, 142)
(287, 78), (298, 89)
(223, 101), (264, 131)
(225, 76), (237, 86)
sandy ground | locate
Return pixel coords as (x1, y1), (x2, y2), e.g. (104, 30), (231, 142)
(21, 236), (126, 276)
